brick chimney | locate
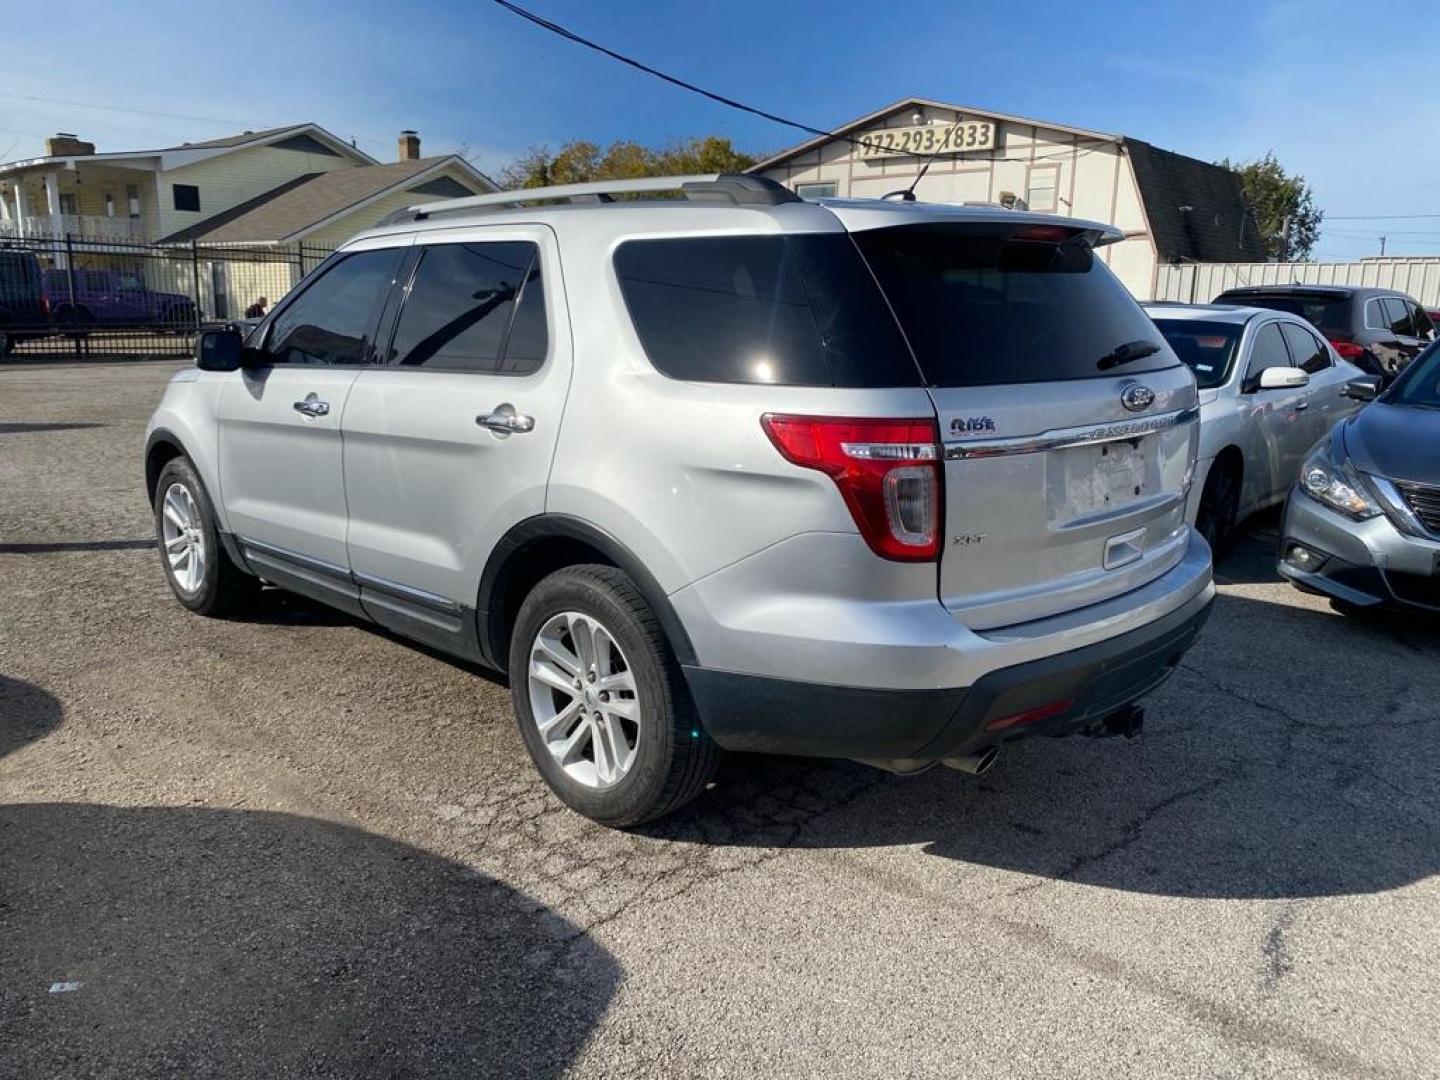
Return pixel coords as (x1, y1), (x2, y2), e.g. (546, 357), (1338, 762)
(397, 130), (421, 161)
(46, 133), (95, 157)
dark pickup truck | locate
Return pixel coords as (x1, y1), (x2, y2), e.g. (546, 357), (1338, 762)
(43, 268), (196, 330)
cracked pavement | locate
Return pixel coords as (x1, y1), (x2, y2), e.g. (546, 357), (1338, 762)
(3, 360), (1439, 1078)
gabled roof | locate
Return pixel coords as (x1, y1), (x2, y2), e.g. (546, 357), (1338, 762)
(748, 97), (1120, 172)
(0, 122), (375, 176)
(166, 124), (314, 151)
(155, 155), (495, 245)
(1124, 139), (1266, 263)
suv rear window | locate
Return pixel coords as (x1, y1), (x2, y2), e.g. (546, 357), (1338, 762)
(613, 233), (918, 387)
(852, 223), (1173, 387)
(1216, 292), (1351, 337)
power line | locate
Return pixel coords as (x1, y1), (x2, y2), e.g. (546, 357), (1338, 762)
(0, 91), (251, 129)
(1324, 212), (1440, 221)
(489, 0), (1105, 168)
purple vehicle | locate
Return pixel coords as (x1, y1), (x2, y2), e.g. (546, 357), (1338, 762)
(42, 268), (196, 330)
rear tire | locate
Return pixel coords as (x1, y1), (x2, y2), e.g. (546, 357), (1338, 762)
(152, 457), (259, 616)
(1196, 460), (1240, 558)
(509, 564), (721, 826)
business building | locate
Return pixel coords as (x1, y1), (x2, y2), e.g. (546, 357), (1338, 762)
(751, 97), (1265, 299)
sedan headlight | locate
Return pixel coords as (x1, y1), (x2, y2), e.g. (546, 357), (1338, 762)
(1299, 445), (1380, 520)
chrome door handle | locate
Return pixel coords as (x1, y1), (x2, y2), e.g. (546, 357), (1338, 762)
(476, 403), (535, 435)
(293, 395), (329, 418)
(1294, 401), (1310, 412)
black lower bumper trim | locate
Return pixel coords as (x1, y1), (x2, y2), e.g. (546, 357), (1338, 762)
(685, 595), (1213, 760)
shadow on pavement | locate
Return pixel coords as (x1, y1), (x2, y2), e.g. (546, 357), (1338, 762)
(1210, 508), (1284, 586)
(0, 421), (106, 435)
(665, 588), (1440, 902)
(0, 804), (619, 1079)
(0, 674), (63, 758)
(0, 539), (153, 554)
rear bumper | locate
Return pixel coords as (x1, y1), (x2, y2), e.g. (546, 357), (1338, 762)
(684, 582), (1213, 761)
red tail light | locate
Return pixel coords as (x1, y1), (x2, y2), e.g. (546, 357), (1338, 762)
(39, 296), (49, 316)
(1329, 339), (1366, 361)
(761, 414), (941, 561)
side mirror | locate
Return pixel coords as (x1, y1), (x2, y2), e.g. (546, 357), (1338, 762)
(1344, 375), (1382, 402)
(1257, 366), (1309, 391)
(195, 327), (243, 372)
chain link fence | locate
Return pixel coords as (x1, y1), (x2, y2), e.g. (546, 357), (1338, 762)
(0, 234), (333, 361)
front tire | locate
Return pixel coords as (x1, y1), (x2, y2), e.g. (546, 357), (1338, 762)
(152, 457), (258, 616)
(509, 564), (721, 826)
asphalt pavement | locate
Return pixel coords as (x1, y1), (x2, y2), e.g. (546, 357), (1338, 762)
(3, 359), (1439, 1078)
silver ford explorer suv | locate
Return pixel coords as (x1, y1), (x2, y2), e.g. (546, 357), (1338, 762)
(144, 173), (1215, 826)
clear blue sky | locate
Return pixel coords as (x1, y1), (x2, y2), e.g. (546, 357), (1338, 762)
(1, 0), (1435, 261)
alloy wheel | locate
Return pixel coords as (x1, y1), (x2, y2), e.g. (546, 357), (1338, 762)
(160, 482), (207, 593)
(527, 610), (642, 789)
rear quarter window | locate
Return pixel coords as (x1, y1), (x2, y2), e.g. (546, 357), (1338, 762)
(613, 233), (918, 387)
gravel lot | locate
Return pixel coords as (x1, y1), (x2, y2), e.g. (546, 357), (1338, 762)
(3, 359), (1439, 1079)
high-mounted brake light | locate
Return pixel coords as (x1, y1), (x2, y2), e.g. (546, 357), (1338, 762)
(761, 414), (941, 561)
(1011, 224), (1075, 243)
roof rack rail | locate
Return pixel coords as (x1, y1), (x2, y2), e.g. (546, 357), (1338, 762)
(379, 173), (799, 225)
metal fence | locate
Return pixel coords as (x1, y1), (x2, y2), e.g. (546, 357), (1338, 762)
(0, 234), (333, 361)
(1153, 258), (1440, 307)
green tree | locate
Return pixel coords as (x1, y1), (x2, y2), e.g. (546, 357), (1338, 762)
(1218, 151), (1323, 261)
(499, 136), (756, 191)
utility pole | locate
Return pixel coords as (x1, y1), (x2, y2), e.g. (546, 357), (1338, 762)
(1280, 215), (1292, 260)
(1380, 235), (1387, 257)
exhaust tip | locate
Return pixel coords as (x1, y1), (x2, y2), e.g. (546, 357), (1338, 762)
(942, 745), (1000, 776)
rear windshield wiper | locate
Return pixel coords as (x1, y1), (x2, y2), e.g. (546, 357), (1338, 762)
(1097, 340), (1162, 371)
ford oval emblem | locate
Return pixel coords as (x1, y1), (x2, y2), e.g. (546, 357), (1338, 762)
(1121, 384), (1155, 413)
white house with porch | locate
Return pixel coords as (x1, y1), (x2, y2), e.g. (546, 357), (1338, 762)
(0, 124), (494, 248)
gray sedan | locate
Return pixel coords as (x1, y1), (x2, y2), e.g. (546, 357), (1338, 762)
(1279, 340), (1440, 612)
(1144, 303), (1366, 551)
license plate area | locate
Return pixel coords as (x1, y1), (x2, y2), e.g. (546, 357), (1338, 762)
(1059, 438), (1149, 519)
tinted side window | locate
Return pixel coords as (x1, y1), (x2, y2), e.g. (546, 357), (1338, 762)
(390, 242), (545, 374)
(1280, 322), (1330, 373)
(1246, 322), (1292, 386)
(267, 247), (405, 366)
(614, 233), (917, 387)
(1410, 301), (1433, 338)
(1381, 297), (1414, 336)
(1364, 298), (1388, 330)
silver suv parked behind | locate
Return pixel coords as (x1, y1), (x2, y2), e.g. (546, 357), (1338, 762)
(145, 174), (1215, 825)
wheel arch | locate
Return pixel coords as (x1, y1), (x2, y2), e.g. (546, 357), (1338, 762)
(477, 515), (697, 672)
(144, 427), (190, 500)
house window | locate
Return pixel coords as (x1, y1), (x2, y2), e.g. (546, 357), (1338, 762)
(795, 181), (838, 200)
(1025, 164), (1060, 213)
(104, 192), (115, 218)
(58, 193), (78, 216)
(126, 184), (141, 219)
(172, 184), (201, 212)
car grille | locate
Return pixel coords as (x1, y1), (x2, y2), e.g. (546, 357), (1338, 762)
(1394, 480), (1440, 535)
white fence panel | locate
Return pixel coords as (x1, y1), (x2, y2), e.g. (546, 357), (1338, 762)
(1152, 260), (1440, 307)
